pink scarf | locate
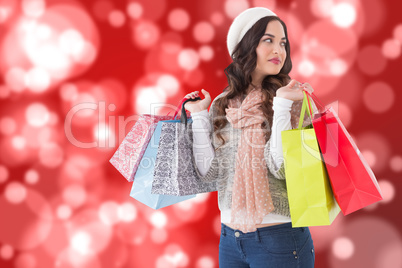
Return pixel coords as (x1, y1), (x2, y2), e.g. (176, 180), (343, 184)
(225, 88), (274, 233)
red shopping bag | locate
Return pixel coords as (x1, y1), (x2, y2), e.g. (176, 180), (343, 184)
(305, 92), (383, 215)
(109, 98), (192, 182)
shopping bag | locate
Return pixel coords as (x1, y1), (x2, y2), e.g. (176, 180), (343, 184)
(129, 97), (201, 209)
(109, 114), (172, 182)
(151, 119), (217, 196)
(281, 92), (340, 227)
(306, 92), (383, 215)
(109, 100), (192, 182)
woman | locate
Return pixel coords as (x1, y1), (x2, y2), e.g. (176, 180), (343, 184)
(185, 7), (316, 267)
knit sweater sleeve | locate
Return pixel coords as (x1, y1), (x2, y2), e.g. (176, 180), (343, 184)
(190, 93), (225, 182)
(264, 97), (318, 180)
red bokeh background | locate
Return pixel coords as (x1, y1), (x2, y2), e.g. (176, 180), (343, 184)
(0, 0), (401, 267)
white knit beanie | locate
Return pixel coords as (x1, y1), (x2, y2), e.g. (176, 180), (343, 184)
(227, 7), (277, 57)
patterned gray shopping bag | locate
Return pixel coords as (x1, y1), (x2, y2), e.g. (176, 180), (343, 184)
(151, 120), (217, 196)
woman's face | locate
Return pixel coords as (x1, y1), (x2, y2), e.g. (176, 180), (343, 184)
(253, 20), (287, 81)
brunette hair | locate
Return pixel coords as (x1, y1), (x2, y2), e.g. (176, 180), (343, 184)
(213, 16), (292, 147)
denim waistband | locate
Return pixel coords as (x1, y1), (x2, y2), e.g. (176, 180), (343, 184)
(221, 222), (306, 239)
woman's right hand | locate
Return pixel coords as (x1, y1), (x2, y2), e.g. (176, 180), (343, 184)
(184, 89), (212, 113)
(276, 79), (313, 101)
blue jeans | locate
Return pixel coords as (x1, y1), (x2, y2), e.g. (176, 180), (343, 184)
(219, 223), (315, 268)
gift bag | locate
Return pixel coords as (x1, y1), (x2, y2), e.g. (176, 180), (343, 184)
(151, 119), (217, 196)
(129, 97), (201, 209)
(281, 92), (340, 227)
(109, 114), (172, 182)
(306, 92), (383, 215)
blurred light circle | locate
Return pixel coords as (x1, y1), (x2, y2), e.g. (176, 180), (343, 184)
(161, 32), (183, 54)
(71, 92), (97, 117)
(73, 41), (97, 65)
(297, 59), (315, 77)
(156, 75), (180, 97)
(193, 22), (215, 43)
(133, 86), (167, 115)
(55, 247), (102, 268)
(0, 116), (17, 135)
(331, 3), (356, 28)
(357, 45), (387, 75)
(360, 0), (386, 37)
(303, 20), (358, 57)
(24, 169), (39, 184)
(92, 0), (113, 21)
(70, 231), (91, 254)
(199, 45), (214, 61)
(99, 201), (120, 226)
(361, 150), (376, 168)
(178, 49), (200, 70)
(210, 12), (224, 26)
(62, 184), (87, 208)
(382, 39), (401, 59)
(363, 81), (394, 113)
(196, 256), (215, 268)
(12, 136), (27, 150)
(329, 217), (402, 268)
(150, 228), (168, 244)
(0, 244), (14, 259)
(34, 23), (52, 40)
(393, 24), (402, 43)
(48, 112), (59, 125)
(133, 20), (160, 49)
(355, 132), (390, 178)
(164, 244), (189, 267)
(329, 58), (348, 76)
(60, 83), (79, 101)
(168, 9), (190, 31)
(5, 68), (26, 92)
(0, 7), (13, 24)
(0, 165), (9, 183)
(58, 29), (86, 58)
(310, 0), (334, 18)
(39, 142), (64, 168)
(183, 68), (204, 87)
(337, 102), (352, 128)
(378, 180), (395, 203)
(22, 0), (46, 18)
(0, 188), (53, 250)
(0, 85), (11, 98)
(224, 0), (249, 19)
(14, 252), (36, 268)
(67, 209), (113, 255)
(150, 211), (168, 228)
(108, 10), (126, 28)
(375, 241), (402, 268)
(25, 102), (50, 127)
(116, 219), (149, 245)
(127, 2), (143, 19)
(117, 202), (137, 222)
(56, 204), (72, 220)
(25, 67), (51, 92)
(5, 182), (27, 204)
(332, 237), (355, 260)
(93, 123), (114, 149)
(390, 155), (402, 172)
(213, 215), (221, 236)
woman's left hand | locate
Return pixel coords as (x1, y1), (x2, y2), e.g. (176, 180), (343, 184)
(301, 82), (314, 95)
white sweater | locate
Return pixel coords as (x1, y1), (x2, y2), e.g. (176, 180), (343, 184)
(191, 96), (294, 224)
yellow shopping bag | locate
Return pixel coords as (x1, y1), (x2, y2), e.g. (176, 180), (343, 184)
(281, 92), (340, 227)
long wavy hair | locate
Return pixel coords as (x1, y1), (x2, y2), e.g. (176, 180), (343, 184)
(213, 16), (292, 147)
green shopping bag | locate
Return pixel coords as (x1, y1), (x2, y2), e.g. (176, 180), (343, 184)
(281, 92), (340, 227)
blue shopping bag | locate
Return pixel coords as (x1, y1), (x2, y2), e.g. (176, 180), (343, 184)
(130, 118), (196, 209)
